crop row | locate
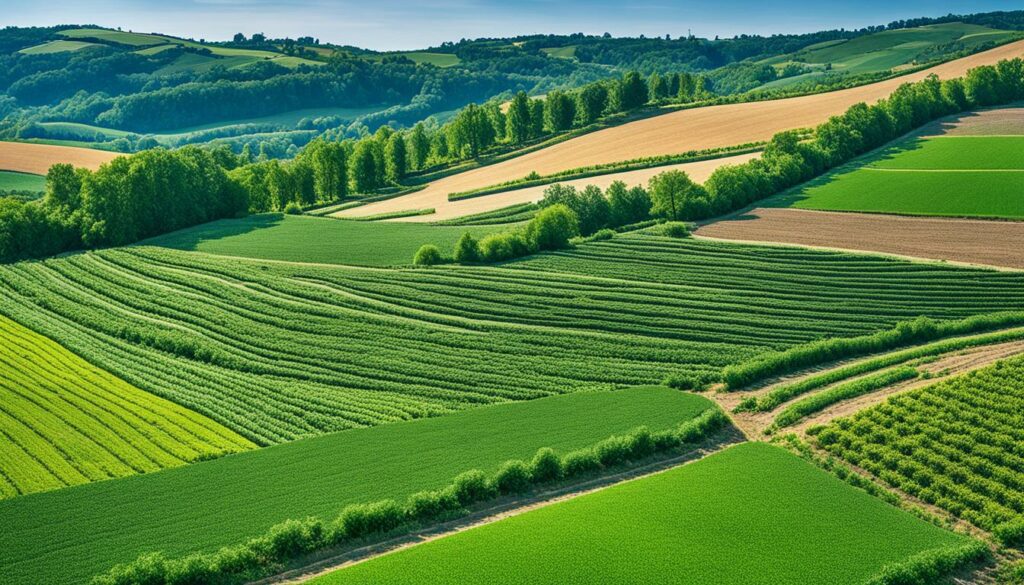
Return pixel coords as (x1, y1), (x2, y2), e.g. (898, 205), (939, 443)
(812, 356), (1024, 541)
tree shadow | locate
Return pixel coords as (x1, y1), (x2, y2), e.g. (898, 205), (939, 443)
(139, 213), (286, 251)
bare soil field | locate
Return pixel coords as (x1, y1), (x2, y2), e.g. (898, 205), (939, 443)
(696, 207), (1024, 270)
(360, 152), (759, 223)
(0, 141), (120, 174)
(922, 106), (1024, 136)
(340, 39), (1024, 221)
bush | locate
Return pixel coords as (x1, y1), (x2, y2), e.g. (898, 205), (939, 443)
(589, 228), (615, 241)
(477, 230), (532, 262)
(863, 541), (990, 585)
(994, 518), (1024, 546)
(529, 447), (563, 483)
(664, 371), (716, 391)
(594, 435), (633, 467)
(491, 460), (532, 494)
(331, 499), (404, 542)
(561, 449), (602, 477)
(447, 469), (496, 505)
(412, 244), (444, 266)
(452, 232), (480, 263)
(660, 221), (690, 238)
(404, 490), (460, 522)
(283, 201), (303, 215)
(524, 203), (579, 251)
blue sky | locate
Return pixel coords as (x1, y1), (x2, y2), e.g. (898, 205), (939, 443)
(4, 0), (1021, 51)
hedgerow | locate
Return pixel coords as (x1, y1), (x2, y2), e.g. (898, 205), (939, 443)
(862, 541), (990, 585)
(90, 407), (729, 585)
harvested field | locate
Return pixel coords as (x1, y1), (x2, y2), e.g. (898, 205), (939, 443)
(0, 141), (120, 174)
(696, 208), (1024, 270)
(351, 152), (758, 223)
(922, 106), (1024, 136)
(339, 40), (1024, 221)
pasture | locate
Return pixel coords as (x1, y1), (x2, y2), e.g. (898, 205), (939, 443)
(0, 387), (715, 585)
(813, 354), (1024, 537)
(18, 39), (100, 54)
(778, 135), (1024, 219)
(4, 235), (1024, 445)
(0, 315), (253, 499)
(0, 170), (45, 193)
(314, 442), (968, 585)
(368, 51), (460, 67)
(144, 214), (503, 266)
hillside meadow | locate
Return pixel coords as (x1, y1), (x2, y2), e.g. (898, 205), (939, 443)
(0, 387), (715, 585)
(314, 442), (969, 585)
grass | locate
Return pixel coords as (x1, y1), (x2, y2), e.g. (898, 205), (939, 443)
(4, 235), (1024, 445)
(58, 28), (167, 47)
(0, 386), (714, 585)
(18, 40), (100, 54)
(314, 442), (968, 585)
(0, 171), (46, 193)
(368, 51), (460, 67)
(541, 46), (577, 59)
(776, 135), (1024, 219)
(143, 213), (503, 266)
(0, 315), (253, 500)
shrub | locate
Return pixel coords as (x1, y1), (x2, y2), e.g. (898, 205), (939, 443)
(589, 228), (615, 241)
(477, 230), (532, 262)
(994, 518), (1024, 546)
(447, 469), (496, 505)
(664, 371), (716, 391)
(283, 201), (303, 215)
(626, 427), (656, 459)
(594, 435), (633, 467)
(412, 244), (443, 266)
(491, 460), (532, 494)
(529, 447), (563, 483)
(561, 449), (602, 477)
(863, 541), (990, 585)
(331, 499), (404, 542)
(524, 203), (579, 251)
(452, 232), (480, 263)
(660, 221), (690, 238)
(404, 490), (460, 522)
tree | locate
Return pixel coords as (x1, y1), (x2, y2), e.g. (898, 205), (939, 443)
(529, 99), (546, 139)
(453, 232), (480, 263)
(413, 244), (443, 266)
(302, 139), (347, 202)
(448, 103), (494, 158)
(574, 83), (608, 126)
(384, 133), (407, 184)
(576, 184), (611, 235)
(649, 170), (705, 221)
(618, 71), (649, 110)
(525, 204), (579, 251)
(350, 140), (379, 193)
(408, 123), (430, 170)
(43, 163), (83, 213)
(544, 91), (575, 133)
(505, 91), (532, 145)
(606, 180), (651, 225)
(648, 72), (668, 101)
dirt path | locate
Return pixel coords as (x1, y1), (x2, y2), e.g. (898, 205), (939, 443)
(338, 40), (1024, 222)
(252, 427), (745, 585)
(0, 141), (120, 174)
(695, 208), (1024, 271)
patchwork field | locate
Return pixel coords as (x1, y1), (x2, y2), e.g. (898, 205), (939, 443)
(0, 140), (120, 174)
(145, 214), (505, 266)
(0, 315), (253, 499)
(813, 354), (1024, 537)
(315, 442), (969, 585)
(341, 39), (1024, 220)
(0, 386), (715, 585)
(4, 235), (1024, 447)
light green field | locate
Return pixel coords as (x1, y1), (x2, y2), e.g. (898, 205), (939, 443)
(541, 46), (577, 59)
(0, 386), (714, 585)
(144, 213), (503, 266)
(315, 442), (967, 585)
(58, 28), (167, 47)
(0, 314), (254, 500)
(777, 135), (1024, 218)
(0, 171), (46, 193)
(18, 39), (100, 54)
(369, 51), (460, 67)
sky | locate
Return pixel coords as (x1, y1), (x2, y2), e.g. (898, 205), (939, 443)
(4, 0), (1021, 51)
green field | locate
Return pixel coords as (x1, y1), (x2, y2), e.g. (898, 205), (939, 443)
(814, 355), (1024, 535)
(58, 28), (167, 47)
(0, 315), (253, 499)
(316, 442), (967, 585)
(369, 51), (460, 67)
(776, 136), (1024, 218)
(145, 214), (503, 266)
(18, 39), (100, 54)
(541, 46), (577, 59)
(0, 171), (46, 193)
(0, 386), (715, 585)
(4, 235), (1024, 446)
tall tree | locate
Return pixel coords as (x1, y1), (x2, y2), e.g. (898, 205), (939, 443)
(649, 170), (705, 221)
(384, 133), (407, 184)
(408, 122), (430, 170)
(544, 91), (575, 133)
(350, 139), (379, 193)
(505, 91), (532, 145)
(618, 71), (649, 110)
(574, 83), (608, 126)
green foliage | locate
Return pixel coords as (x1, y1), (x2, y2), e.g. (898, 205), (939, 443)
(315, 443), (968, 585)
(649, 170), (707, 221)
(770, 366), (919, 430)
(413, 244), (444, 266)
(505, 91), (532, 145)
(660, 221), (690, 238)
(524, 204), (579, 251)
(453, 231), (480, 263)
(283, 201), (302, 215)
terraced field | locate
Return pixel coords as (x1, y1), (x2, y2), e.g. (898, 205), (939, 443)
(4, 234), (1024, 445)
(315, 443), (970, 585)
(0, 315), (253, 499)
(0, 387), (715, 585)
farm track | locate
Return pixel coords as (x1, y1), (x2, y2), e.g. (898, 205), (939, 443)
(339, 39), (1024, 221)
(0, 140), (120, 174)
(254, 427), (746, 585)
(695, 208), (1024, 271)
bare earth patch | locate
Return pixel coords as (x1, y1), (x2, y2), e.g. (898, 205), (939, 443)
(696, 207), (1024, 270)
(922, 106), (1024, 136)
(340, 40), (1024, 221)
(0, 141), (120, 174)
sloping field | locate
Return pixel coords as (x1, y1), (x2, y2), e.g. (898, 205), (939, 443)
(4, 236), (1024, 445)
(0, 387), (714, 585)
(696, 208), (1024, 270)
(925, 107), (1024, 135)
(0, 314), (253, 500)
(343, 152), (759, 223)
(340, 39), (1024, 220)
(18, 39), (100, 54)
(314, 442), (968, 585)
(0, 171), (45, 193)
(0, 140), (120, 174)
(145, 214), (504, 266)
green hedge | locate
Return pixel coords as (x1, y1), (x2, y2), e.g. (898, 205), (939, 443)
(862, 541), (990, 585)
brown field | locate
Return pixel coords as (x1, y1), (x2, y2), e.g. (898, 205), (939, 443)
(340, 39), (1024, 221)
(0, 141), (120, 175)
(921, 106), (1024, 136)
(696, 207), (1024, 270)
(371, 152), (759, 223)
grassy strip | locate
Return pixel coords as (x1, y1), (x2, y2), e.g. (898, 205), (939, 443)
(347, 208), (435, 221)
(769, 366), (919, 431)
(722, 312), (1024, 390)
(305, 185), (429, 216)
(433, 203), (539, 226)
(864, 541), (991, 585)
(739, 327), (1024, 412)
(447, 144), (764, 202)
(91, 408), (729, 585)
